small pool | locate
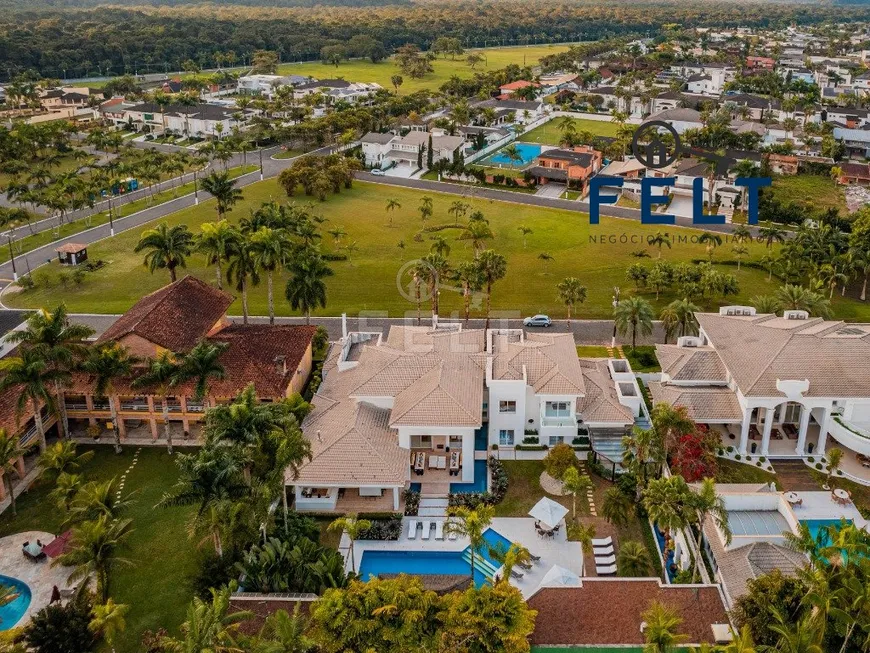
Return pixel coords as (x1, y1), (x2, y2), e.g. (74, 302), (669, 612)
(0, 576), (31, 630)
(487, 142), (541, 166)
(802, 519), (854, 544)
(474, 426), (488, 451)
(479, 528), (512, 565)
(359, 550), (488, 587)
(449, 460), (488, 494)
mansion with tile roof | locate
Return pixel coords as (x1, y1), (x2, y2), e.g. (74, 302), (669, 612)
(650, 305), (870, 481)
(290, 325), (643, 513)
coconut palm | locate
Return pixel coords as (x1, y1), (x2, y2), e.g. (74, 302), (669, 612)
(418, 195), (433, 223)
(826, 447), (843, 489)
(158, 446), (248, 518)
(226, 235), (261, 325)
(158, 584), (252, 653)
(54, 514), (134, 603)
(0, 431), (27, 516)
(651, 403), (695, 461)
(664, 298), (699, 338)
(643, 476), (695, 574)
(6, 304), (94, 439)
(621, 427), (664, 499)
(0, 348), (66, 453)
(200, 170), (243, 219)
(173, 340), (228, 403)
(642, 600), (689, 653)
(249, 227), (293, 325)
(81, 345), (136, 454)
(328, 513), (372, 573)
(384, 198), (401, 227)
(89, 598), (130, 651)
(134, 223), (195, 282)
(649, 231), (672, 259)
(49, 471), (83, 512)
(601, 486), (633, 527)
(614, 296), (654, 350)
(556, 277), (587, 324)
(196, 220), (240, 290)
(690, 479), (730, 582)
(448, 200), (469, 226)
(617, 540), (652, 577)
(132, 351), (181, 454)
(476, 250), (508, 329)
(501, 144), (523, 169)
(420, 253), (450, 317)
(490, 542), (533, 584)
(37, 439), (93, 481)
(732, 243), (750, 271)
(430, 235), (451, 258)
(459, 220), (495, 256)
(571, 521), (596, 574)
(767, 611), (823, 653)
(285, 252), (334, 325)
(758, 221), (787, 249)
(849, 246), (870, 301)
(445, 505), (495, 582)
(699, 232), (723, 262)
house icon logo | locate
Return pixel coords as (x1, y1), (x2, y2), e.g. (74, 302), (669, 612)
(631, 120), (681, 169)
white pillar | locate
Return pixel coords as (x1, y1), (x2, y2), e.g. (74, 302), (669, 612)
(796, 406), (812, 456)
(817, 407), (831, 456)
(739, 408), (752, 455)
(393, 487), (400, 511)
(761, 407), (774, 456)
(462, 433), (474, 483)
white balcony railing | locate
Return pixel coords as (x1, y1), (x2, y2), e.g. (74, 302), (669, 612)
(541, 415), (577, 428)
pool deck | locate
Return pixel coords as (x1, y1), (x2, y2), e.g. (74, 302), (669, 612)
(344, 517), (584, 599)
(0, 531), (77, 629)
(788, 491), (868, 530)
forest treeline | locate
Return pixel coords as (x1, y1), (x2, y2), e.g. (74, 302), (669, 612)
(2, 0), (869, 80)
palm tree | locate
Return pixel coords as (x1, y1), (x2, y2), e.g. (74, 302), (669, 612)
(643, 476), (695, 575)
(724, 625), (757, 653)
(196, 220), (240, 290)
(454, 261), (483, 323)
(249, 227), (293, 325)
(767, 611), (823, 653)
(649, 231), (672, 259)
(134, 223), (195, 282)
(54, 514), (134, 603)
(430, 235), (451, 258)
(849, 246), (870, 301)
(418, 195), (434, 223)
(732, 243), (749, 271)
(460, 220), (494, 256)
(571, 521), (596, 574)
(775, 284), (831, 317)
(614, 296), (654, 350)
(560, 466), (592, 518)
(37, 439), (93, 481)
(664, 298), (699, 338)
(0, 431), (27, 516)
(699, 232), (723, 262)
(476, 250), (507, 329)
(751, 294), (780, 314)
(651, 403), (695, 462)
(556, 277), (587, 324)
(132, 352), (180, 454)
(200, 171), (243, 219)
(226, 235), (261, 325)
(617, 540), (652, 577)
(601, 486), (634, 526)
(66, 477), (135, 525)
(642, 600), (689, 653)
(690, 479), (730, 582)
(490, 542), (532, 584)
(448, 200), (468, 226)
(420, 253), (450, 317)
(159, 584), (252, 653)
(758, 221), (787, 250)
(385, 198), (401, 227)
(285, 252), (333, 325)
(173, 340), (228, 404)
(0, 348), (66, 453)
(89, 598), (130, 651)
(501, 144), (523, 169)
(328, 513), (372, 573)
(517, 225), (533, 248)
(82, 345), (136, 454)
(49, 472), (83, 511)
(445, 505), (495, 581)
(158, 446), (247, 518)
(826, 447), (843, 489)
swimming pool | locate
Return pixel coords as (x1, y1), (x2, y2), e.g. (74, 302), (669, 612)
(487, 142), (542, 166)
(801, 519), (853, 544)
(0, 576), (31, 630)
(409, 459), (489, 494)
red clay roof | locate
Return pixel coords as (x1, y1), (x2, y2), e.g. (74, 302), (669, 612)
(55, 243), (87, 254)
(96, 276), (233, 352)
(500, 80), (540, 90)
(528, 580), (729, 646)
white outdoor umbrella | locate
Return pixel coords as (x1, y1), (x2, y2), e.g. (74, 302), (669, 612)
(539, 564), (582, 588)
(528, 497), (568, 530)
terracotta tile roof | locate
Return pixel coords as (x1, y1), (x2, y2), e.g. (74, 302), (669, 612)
(390, 356), (485, 427)
(528, 579), (730, 646)
(491, 332), (586, 395)
(647, 382), (743, 423)
(96, 276), (233, 352)
(577, 359), (634, 424)
(55, 243), (87, 254)
(656, 345), (728, 382)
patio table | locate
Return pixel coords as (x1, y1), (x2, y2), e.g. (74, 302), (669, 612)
(833, 488), (851, 503)
(784, 491), (801, 505)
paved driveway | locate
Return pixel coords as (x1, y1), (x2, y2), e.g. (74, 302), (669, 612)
(668, 195), (694, 219)
(535, 183), (567, 199)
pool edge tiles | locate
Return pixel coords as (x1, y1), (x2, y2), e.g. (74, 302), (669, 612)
(0, 575), (31, 631)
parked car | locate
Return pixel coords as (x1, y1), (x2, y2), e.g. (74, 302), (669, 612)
(523, 314), (552, 327)
(370, 168), (386, 176)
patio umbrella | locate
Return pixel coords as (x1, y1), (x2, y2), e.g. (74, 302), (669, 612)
(528, 497), (568, 530)
(539, 564), (581, 588)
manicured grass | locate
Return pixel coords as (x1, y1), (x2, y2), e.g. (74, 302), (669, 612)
(272, 149), (307, 160)
(576, 345), (610, 358)
(715, 458), (781, 488)
(768, 173), (847, 215)
(616, 196), (641, 210)
(623, 345), (660, 372)
(275, 44), (573, 95)
(521, 117), (620, 145)
(8, 178), (870, 321)
(494, 460), (581, 518)
(0, 446), (198, 652)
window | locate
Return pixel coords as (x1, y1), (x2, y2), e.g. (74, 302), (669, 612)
(499, 400), (517, 414)
(499, 430), (515, 446)
(411, 435), (432, 448)
(545, 401), (571, 417)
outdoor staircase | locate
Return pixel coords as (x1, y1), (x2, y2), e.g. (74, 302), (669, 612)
(461, 548), (499, 581)
(418, 496), (449, 517)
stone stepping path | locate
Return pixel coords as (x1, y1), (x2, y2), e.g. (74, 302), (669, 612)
(577, 461), (597, 516)
(116, 448), (141, 499)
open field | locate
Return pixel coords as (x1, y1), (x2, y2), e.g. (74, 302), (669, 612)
(0, 446), (198, 652)
(521, 117), (621, 144)
(768, 174), (848, 216)
(276, 44), (573, 94)
(7, 178), (870, 321)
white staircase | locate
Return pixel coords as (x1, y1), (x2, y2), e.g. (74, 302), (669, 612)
(418, 496), (449, 517)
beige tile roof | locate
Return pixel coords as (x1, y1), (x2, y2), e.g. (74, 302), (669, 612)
(648, 382), (743, 422)
(492, 332), (586, 395)
(577, 359), (634, 424)
(390, 356), (485, 427)
(697, 313), (870, 398)
(656, 344), (729, 382)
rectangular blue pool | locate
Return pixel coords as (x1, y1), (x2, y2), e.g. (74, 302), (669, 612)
(801, 519), (853, 544)
(487, 142), (541, 166)
(358, 550), (488, 587)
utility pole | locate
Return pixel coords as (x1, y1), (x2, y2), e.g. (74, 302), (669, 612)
(194, 169), (199, 205)
(7, 236), (17, 282)
(611, 286), (620, 348)
(259, 148), (264, 181)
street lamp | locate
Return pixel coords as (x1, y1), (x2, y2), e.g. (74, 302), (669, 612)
(194, 169), (199, 205)
(611, 286), (620, 348)
(259, 148), (264, 181)
(7, 236), (17, 282)
(107, 196), (115, 237)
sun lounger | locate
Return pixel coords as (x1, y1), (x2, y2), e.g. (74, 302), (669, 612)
(421, 521), (432, 540)
(591, 537), (613, 548)
(408, 519), (419, 540)
(428, 456), (438, 470)
(434, 521), (444, 540)
(529, 553), (541, 562)
(594, 554), (616, 566)
(596, 564), (617, 576)
(510, 569), (523, 580)
(593, 545), (614, 557)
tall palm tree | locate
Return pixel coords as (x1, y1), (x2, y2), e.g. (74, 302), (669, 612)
(460, 220), (494, 256)
(476, 250), (507, 329)
(614, 296), (654, 350)
(82, 345), (136, 454)
(848, 246), (870, 301)
(6, 305), (94, 439)
(501, 143), (523, 169)
(174, 340), (228, 404)
(445, 505), (495, 582)
(249, 227), (293, 325)
(517, 225), (533, 248)
(199, 171), (243, 220)
(556, 277), (588, 324)
(54, 514), (134, 603)
(0, 348), (66, 453)
(447, 200), (468, 226)
(285, 252), (333, 325)
(196, 220), (240, 290)
(490, 542), (532, 584)
(226, 235), (261, 325)
(454, 261), (483, 323)
(699, 232), (723, 262)
(690, 479), (730, 582)
(384, 198), (401, 227)
(665, 298), (699, 338)
(642, 601), (689, 653)
(642, 476), (695, 575)
(617, 540), (652, 577)
(651, 403), (695, 462)
(560, 466), (592, 518)
(37, 439), (93, 482)
(132, 352), (180, 454)
(767, 611), (823, 653)
(430, 235), (451, 258)
(159, 584), (252, 653)
(421, 253), (450, 317)
(66, 477), (135, 525)
(758, 221), (787, 250)
(328, 514), (372, 573)
(0, 431), (27, 516)
(134, 223), (195, 282)
(159, 446), (248, 519)
(649, 231), (672, 259)
(732, 243), (750, 271)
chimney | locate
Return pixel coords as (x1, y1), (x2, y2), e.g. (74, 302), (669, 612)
(274, 355), (287, 375)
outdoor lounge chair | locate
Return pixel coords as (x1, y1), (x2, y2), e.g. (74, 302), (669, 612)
(408, 519), (420, 539)
(591, 537), (613, 548)
(421, 521), (432, 540)
(529, 553), (541, 562)
(428, 456), (438, 470)
(434, 521), (444, 540)
(594, 554), (616, 566)
(593, 545), (614, 557)
(510, 569), (523, 580)
(596, 563), (617, 576)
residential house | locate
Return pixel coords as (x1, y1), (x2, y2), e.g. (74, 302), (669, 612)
(528, 145), (603, 191)
(746, 56), (776, 71)
(832, 124), (870, 159)
(498, 80), (539, 98)
(293, 79), (381, 104)
(360, 132), (397, 168)
(721, 93), (780, 121)
(237, 74), (307, 99)
(110, 101), (252, 137)
(644, 107), (704, 134)
(837, 161), (870, 185)
(686, 70), (725, 96)
(473, 98), (545, 125)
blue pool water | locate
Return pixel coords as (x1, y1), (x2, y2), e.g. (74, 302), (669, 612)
(653, 525), (677, 582)
(409, 459), (488, 494)
(802, 519), (854, 544)
(479, 528), (512, 565)
(474, 426), (488, 451)
(0, 576), (30, 630)
(488, 142), (542, 166)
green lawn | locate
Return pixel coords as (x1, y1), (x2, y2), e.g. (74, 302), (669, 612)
(494, 461), (581, 519)
(576, 345), (610, 358)
(276, 44), (572, 94)
(715, 458), (780, 488)
(0, 446), (198, 652)
(623, 346), (660, 372)
(767, 173), (847, 216)
(8, 177), (870, 321)
(521, 117), (620, 145)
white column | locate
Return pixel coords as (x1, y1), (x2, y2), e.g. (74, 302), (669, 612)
(393, 487), (400, 511)
(739, 408), (752, 455)
(817, 407), (831, 456)
(796, 406), (812, 456)
(462, 432), (475, 483)
(761, 407), (774, 456)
